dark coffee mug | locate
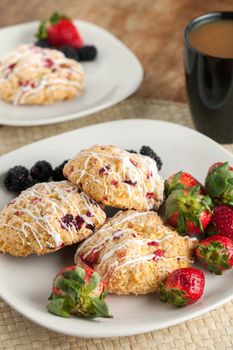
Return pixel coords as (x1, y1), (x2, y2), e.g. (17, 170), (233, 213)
(184, 12), (233, 143)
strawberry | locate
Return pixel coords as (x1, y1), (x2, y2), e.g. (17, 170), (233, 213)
(205, 162), (233, 206)
(159, 268), (205, 306)
(165, 188), (213, 235)
(47, 264), (112, 319)
(209, 205), (233, 240)
(165, 171), (204, 197)
(36, 12), (84, 48)
(196, 235), (233, 275)
(208, 162), (227, 174)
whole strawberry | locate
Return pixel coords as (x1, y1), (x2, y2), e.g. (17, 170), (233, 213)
(159, 268), (205, 306)
(165, 188), (213, 235)
(47, 264), (112, 318)
(165, 171), (204, 197)
(36, 12), (84, 48)
(208, 205), (233, 240)
(196, 235), (233, 275)
(205, 162), (233, 206)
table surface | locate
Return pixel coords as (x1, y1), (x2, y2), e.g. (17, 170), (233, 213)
(0, 0), (232, 102)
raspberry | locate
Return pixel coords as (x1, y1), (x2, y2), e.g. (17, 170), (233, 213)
(52, 160), (69, 181)
(140, 146), (163, 171)
(4, 166), (29, 192)
(30, 161), (52, 181)
(77, 45), (97, 61)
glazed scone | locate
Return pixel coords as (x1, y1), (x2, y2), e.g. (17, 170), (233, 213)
(0, 44), (84, 105)
(63, 145), (164, 211)
(0, 181), (106, 257)
(75, 210), (195, 295)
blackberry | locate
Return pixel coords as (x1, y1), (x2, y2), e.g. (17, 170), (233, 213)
(30, 161), (53, 181)
(52, 160), (69, 181)
(35, 39), (52, 48)
(140, 146), (163, 171)
(59, 45), (80, 61)
(22, 178), (38, 190)
(77, 45), (97, 61)
(4, 166), (29, 192)
(126, 149), (137, 154)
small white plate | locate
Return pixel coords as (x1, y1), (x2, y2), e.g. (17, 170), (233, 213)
(0, 21), (143, 126)
(0, 119), (233, 338)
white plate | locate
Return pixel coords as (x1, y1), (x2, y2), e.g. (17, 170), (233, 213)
(0, 119), (233, 338)
(0, 21), (143, 126)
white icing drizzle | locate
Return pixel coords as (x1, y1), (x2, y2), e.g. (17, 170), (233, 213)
(75, 211), (193, 278)
(0, 181), (104, 252)
(66, 146), (164, 209)
(0, 44), (84, 105)
(104, 254), (193, 278)
(76, 211), (153, 257)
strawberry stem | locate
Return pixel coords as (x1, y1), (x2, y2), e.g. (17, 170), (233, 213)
(47, 266), (112, 319)
(197, 241), (230, 275)
(159, 283), (189, 307)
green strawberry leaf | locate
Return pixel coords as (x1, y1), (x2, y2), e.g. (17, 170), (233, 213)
(86, 272), (101, 293)
(189, 185), (201, 195)
(75, 294), (112, 318)
(49, 12), (70, 24)
(49, 12), (61, 24)
(206, 223), (218, 236)
(206, 262), (223, 275)
(36, 19), (48, 39)
(208, 175), (227, 196)
(202, 195), (213, 209)
(63, 267), (85, 285)
(90, 297), (113, 318)
(177, 212), (186, 234)
(76, 266), (86, 279)
(222, 186), (233, 206)
(165, 172), (183, 196)
(168, 183), (184, 193)
(165, 191), (182, 219)
(55, 276), (82, 294)
(102, 287), (108, 299)
(198, 242), (230, 274)
(159, 284), (189, 307)
(206, 162), (231, 199)
(47, 294), (74, 318)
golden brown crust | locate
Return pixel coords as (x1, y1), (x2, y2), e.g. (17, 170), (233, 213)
(63, 145), (164, 211)
(0, 181), (106, 257)
(75, 210), (195, 295)
(0, 45), (84, 105)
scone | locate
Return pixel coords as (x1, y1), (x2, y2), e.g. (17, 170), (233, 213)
(0, 44), (84, 105)
(75, 210), (195, 295)
(63, 145), (164, 211)
(0, 181), (106, 257)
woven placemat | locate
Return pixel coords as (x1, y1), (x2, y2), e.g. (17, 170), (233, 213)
(0, 98), (233, 350)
